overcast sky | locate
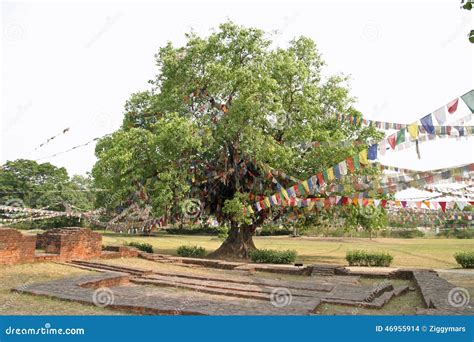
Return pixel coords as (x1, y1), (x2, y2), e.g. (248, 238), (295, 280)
(1, 0), (473, 178)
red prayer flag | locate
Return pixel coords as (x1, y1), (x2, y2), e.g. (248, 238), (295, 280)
(381, 199), (387, 208)
(346, 157), (355, 173)
(317, 172), (324, 185)
(447, 98), (459, 114)
(439, 201), (447, 212)
(387, 134), (396, 149)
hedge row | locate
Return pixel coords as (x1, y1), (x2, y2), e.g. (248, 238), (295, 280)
(248, 249), (297, 264)
(346, 250), (393, 267)
(177, 245), (207, 258)
(125, 241), (153, 253)
(454, 251), (474, 269)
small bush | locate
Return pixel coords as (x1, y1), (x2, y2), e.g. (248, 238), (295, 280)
(177, 245), (207, 258)
(454, 251), (474, 268)
(388, 229), (425, 238)
(437, 229), (474, 239)
(125, 241), (153, 253)
(346, 250), (393, 267)
(248, 249), (297, 264)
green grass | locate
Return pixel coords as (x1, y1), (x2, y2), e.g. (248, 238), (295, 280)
(102, 232), (474, 269)
(315, 278), (424, 315)
(0, 263), (122, 315)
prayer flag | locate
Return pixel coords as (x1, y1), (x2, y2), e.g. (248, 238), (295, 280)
(368, 144), (378, 160)
(433, 106), (447, 125)
(359, 149), (368, 165)
(327, 168), (335, 181)
(407, 122), (419, 140)
(447, 98), (459, 114)
(387, 134), (396, 149)
(353, 154), (361, 170)
(461, 90), (474, 113)
(346, 157), (355, 173)
(339, 161), (348, 175)
(420, 114), (435, 134)
(396, 128), (406, 145)
(333, 165), (341, 179)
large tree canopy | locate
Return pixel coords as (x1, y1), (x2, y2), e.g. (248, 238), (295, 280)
(93, 22), (383, 257)
(0, 159), (95, 228)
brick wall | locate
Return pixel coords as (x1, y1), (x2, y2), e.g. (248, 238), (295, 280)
(36, 228), (102, 260)
(0, 227), (36, 265)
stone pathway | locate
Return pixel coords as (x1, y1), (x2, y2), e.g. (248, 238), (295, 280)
(413, 270), (474, 310)
(13, 260), (416, 315)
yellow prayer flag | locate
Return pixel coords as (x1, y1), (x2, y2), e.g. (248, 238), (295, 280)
(264, 197), (271, 208)
(327, 168), (335, 181)
(407, 122), (419, 140)
(359, 149), (368, 165)
(281, 188), (290, 201)
(302, 180), (310, 193)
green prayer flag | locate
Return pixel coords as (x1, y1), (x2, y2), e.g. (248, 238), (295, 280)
(298, 183), (306, 195)
(353, 154), (360, 170)
(461, 90), (474, 113)
(396, 128), (406, 145)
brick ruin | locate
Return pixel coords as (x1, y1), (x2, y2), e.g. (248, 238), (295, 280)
(0, 228), (36, 265)
(36, 228), (102, 260)
(0, 227), (136, 265)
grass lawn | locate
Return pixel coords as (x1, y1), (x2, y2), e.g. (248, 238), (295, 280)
(0, 263), (122, 315)
(102, 232), (474, 269)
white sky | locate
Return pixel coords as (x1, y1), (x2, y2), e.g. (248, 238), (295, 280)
(1, 0), (473, 177)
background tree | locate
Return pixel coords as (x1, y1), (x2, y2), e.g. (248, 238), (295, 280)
(0, 159), (96, 228)
(343, 205), (388, 239)
(93, 22), (383, 258)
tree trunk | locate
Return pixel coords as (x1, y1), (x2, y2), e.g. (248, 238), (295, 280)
(208, 222), (256, 259)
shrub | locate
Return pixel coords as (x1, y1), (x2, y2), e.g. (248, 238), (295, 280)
(248, 249), (297, 264)
(454, 251), (474, 268)
(388, 229), (425, 238)
(346, 250), (393, 267)
(166, 226), (221, 235)
(177, 245), (207, 258)
(125, 241), (153, 253)
(437, 229), (474, 239)
(258, 226), (293, 236)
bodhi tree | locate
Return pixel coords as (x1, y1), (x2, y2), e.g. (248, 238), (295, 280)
(92, 22), (382, 258)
